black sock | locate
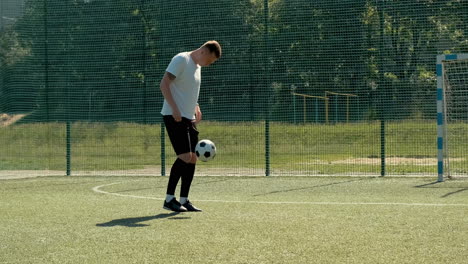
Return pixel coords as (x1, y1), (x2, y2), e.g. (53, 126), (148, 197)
(180, 163), (196, 198)
(166, 158), (185, 196)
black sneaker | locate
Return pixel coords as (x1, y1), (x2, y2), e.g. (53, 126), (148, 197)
(182, 200), (202, 212)
(163, 198), (187, 212)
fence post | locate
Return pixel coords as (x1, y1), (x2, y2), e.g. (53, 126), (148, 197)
(66, 122), (71, 175)
(263, 0), (271, 176)
(378, 0), (386, 176)
(161, 122), (166, 176)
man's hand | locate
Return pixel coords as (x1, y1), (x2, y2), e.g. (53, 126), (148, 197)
(194, 105), (202, 124)
(172, 109), (182, 122)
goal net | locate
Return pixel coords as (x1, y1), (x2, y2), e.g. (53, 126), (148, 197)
(437, 54), (468, 181)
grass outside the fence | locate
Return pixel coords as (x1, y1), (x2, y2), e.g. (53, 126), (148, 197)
(0, 120), (466, 174)
(1, 176), (468, 263)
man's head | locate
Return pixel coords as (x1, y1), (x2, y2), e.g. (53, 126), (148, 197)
(196, 40), (222, 66)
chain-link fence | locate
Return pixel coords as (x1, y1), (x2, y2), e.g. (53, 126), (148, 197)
(1, 0), (467, 177)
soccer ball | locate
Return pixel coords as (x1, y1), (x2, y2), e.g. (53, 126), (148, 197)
(195, 139), (216, 162)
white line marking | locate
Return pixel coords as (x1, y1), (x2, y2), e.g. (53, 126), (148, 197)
(92, 182), (468, 207)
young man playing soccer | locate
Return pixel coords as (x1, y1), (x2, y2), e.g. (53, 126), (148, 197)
(160, 41), (222, 212)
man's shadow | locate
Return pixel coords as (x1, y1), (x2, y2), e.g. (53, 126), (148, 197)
(96, 212), (190, 227)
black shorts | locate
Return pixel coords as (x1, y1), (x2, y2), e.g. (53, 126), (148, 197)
(163, 115), (199, 155)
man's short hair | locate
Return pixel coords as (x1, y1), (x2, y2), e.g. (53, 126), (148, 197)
(202, 41), (222, 59)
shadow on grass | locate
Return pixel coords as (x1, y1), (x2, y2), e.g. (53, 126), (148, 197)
(252, 178), (365, 197)
(96, 212), (190, 227)
(441, 188), (468, 198)
(414, 181), (468, 198)
(414, 181), (442, 188)
(112, 178), (233, 195)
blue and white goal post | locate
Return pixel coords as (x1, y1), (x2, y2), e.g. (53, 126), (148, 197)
(436, 53), (468, 182)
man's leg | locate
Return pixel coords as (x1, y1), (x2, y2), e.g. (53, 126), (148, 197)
(162, 116), (191, 212)
(180, 153), (196, 202)
(162, 158), (188, 212)
(179, 153), (202, 212)
(163, 153), (195, 212)
(165, 158), (186, 201)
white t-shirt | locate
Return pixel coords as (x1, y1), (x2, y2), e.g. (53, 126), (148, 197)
(160, 52), (201, 120)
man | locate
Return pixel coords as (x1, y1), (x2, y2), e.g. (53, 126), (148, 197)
(160, 41), (222, 212)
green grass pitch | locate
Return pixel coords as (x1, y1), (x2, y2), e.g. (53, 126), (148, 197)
(1, 176), (468, 263)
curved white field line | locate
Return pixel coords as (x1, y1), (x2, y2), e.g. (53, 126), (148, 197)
(92, 182), (468, 207)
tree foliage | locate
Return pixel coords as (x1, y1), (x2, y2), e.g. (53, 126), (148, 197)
(0, 0), (466, 122)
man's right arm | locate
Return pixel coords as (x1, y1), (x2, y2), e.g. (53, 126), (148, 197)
(160, 72), (182, 122)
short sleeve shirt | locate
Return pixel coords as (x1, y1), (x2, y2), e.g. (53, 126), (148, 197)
(160, 52), (201, 120)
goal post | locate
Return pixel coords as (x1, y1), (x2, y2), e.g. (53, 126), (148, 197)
(325, 91), (359, 123)
(292, 92), (329, 124)
(436, 53), (468, 181)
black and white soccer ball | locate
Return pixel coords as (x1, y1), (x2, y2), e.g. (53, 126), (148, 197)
(195, 139), (216, 162)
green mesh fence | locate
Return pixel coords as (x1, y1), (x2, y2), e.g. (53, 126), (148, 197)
(0, 0), (467, 177)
